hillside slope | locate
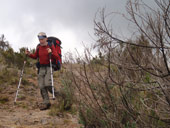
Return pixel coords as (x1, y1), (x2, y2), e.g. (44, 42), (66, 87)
(0, 68), (81, 128)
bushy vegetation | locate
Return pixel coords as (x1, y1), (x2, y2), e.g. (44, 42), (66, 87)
(0, 35), (36, 86)
(62, 0), (170, 127)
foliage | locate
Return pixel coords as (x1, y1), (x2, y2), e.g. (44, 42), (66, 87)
(0, 96), (9, 104)
(63, 0), (170, 127)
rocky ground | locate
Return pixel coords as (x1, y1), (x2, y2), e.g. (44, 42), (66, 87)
(0, 72), (82, 128)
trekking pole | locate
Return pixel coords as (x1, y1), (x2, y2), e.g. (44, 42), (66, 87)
(14, 54), (27, 104)
(49, 53), (55, 100)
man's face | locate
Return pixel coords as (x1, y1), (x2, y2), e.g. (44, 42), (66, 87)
(39, 38), (47, 44)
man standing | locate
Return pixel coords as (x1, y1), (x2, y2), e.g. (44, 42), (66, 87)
(25, 32), (59, 110)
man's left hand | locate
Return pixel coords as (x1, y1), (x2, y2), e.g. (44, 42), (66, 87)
(47, 48), (52, 53)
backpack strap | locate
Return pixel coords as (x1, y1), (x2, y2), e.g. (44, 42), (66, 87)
(47, 41), (53, 48)
(36, 44), (40, 58)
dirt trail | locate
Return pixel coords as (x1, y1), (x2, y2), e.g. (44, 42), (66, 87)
(0, 77), (82, 128)
(0, 108), (80, 128)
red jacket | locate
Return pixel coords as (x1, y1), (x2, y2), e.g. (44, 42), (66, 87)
(29, 44), (59, 65)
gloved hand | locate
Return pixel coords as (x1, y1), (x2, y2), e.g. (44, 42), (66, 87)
(25, 49), (30, 55)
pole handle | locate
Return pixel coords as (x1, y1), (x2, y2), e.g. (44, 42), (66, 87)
(24, 48), (28, 63)
(49, 52), (52, 59)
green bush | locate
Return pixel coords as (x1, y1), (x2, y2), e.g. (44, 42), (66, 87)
(0, 96), (9, 104)
(60, 72), (74, 111)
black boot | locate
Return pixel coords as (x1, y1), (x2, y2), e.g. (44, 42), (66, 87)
(39, 103), (51, 110)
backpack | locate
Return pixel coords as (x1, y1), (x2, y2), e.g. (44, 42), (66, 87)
(36, 36), (62, 71)
(47, 37), (62, 71)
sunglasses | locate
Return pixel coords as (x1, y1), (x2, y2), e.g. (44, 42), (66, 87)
(38, 35), (47, 39)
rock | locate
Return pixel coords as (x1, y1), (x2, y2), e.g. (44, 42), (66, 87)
(53, 118), (65, 125)
(41, 118), (49, 125)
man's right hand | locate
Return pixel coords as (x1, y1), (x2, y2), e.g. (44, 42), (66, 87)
(25, 49), (30, 55)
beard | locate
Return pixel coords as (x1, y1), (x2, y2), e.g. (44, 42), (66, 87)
(40, 41), (48, 46)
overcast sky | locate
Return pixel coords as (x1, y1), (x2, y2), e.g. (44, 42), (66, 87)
(0, 0), (155, 55)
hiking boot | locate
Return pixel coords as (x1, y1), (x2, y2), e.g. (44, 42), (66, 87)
(54, 91), (61, 97)
(39, 103), (51, 110)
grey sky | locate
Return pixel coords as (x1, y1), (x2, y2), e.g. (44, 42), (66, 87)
(0, 0), (155, 54)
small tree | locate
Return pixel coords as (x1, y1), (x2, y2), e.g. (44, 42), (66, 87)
(0, 34), (10, 51)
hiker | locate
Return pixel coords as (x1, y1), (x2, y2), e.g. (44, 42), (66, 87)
(25, 32), (59, 110)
